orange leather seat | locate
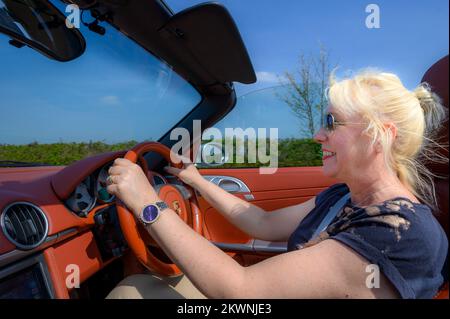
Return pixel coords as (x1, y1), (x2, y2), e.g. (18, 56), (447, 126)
(421, 55), (449, 299)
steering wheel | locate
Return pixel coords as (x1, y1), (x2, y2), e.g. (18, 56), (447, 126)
(116, 142), (202, 276)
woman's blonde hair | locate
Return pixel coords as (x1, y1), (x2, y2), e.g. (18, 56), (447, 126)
(328, 69), (448, 211)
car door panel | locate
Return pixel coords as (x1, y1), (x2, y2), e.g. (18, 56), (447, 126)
(197, 167), (337, 247)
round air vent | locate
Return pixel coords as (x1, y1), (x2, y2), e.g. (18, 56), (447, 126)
(1, 202), (49, 250)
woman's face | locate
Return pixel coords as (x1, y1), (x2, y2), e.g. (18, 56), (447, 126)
(313, 106), (374, 181)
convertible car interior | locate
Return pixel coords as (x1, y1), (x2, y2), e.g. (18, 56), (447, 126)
(0, 0), (448, 299)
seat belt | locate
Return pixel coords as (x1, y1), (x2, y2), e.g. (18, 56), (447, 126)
(310, 192), (351, 240)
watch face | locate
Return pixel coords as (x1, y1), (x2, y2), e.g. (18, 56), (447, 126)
(142, 204), (159, 223)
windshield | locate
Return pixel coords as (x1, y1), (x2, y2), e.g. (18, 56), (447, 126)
(0, 1), (201, 166)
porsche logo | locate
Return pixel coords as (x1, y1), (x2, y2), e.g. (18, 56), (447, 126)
(172, 200), (182, 215)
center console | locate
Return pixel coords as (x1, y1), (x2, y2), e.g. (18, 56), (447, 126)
(92, 205), (128, 261)
(0, 254), (54, 299)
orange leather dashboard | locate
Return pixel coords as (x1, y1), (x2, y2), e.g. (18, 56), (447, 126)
(0, 150), (159, 248)
(0, 166), (87, 241)
(44, 231), (102, 298)
(0, 151), (142, 297)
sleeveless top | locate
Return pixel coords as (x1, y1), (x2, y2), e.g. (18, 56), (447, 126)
(287, 183), (448, 299)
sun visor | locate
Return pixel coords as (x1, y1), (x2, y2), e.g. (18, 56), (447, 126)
(159, 2), (256, 85)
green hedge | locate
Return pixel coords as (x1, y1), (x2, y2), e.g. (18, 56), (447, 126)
(197, 138), (322, 168)
(0, 141), (138, 166)
(0, 138), (322, 167)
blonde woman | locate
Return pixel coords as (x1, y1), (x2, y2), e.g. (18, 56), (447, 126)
(106, 70), (448, 299)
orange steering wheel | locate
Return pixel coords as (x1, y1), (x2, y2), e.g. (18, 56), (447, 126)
(116, 142), (202, 276)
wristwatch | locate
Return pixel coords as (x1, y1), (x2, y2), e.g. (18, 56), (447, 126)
(139, 201), (169, 225)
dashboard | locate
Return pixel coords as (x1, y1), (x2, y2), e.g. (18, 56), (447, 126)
(0, 150), (174, 298)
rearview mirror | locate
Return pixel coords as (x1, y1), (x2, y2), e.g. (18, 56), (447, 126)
(0, 0), (85, 61)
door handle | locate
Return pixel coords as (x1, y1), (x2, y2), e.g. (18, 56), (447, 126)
(202, 175), (251, 194)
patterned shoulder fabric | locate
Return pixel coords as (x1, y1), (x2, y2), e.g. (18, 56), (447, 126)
(288, 184), (448, 299)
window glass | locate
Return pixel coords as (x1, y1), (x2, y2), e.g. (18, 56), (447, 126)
(197, 85), (322, 169)
(0, 1), (201, 166)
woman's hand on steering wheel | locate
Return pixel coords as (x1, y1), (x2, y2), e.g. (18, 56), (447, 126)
(106, 158), (159, 215)
(163, 156), (204, 187)
(107, 142), (200, 275)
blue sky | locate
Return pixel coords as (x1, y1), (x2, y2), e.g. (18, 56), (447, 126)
(168, 0), (449, 139)
(168, 0), (449, 94)
(0, 0), (448, 144)
(0, 1), (201, 145)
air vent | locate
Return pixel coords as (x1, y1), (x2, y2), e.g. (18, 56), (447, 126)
(1, 202), (49, 250)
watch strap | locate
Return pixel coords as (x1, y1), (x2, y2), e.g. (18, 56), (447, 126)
(155, 201), (169, 211)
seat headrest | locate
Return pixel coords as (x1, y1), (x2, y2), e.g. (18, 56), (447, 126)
(421, 55), (449, 176)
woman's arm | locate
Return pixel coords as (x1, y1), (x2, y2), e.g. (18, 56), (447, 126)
(164, 159), (316, 241)
(106, 158), (398, 299)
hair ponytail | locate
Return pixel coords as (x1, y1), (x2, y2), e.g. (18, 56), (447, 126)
(408, 82), (448, 211)
(414, 83), (447, 139)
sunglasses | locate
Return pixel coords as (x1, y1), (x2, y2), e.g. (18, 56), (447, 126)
(322, 113), (365, 132)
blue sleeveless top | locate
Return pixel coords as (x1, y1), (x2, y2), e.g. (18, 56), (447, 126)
(287, 183), (448, 299)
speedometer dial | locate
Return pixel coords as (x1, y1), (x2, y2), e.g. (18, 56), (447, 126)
(66, 176), (96, 217)
(95, 164), (115, 203)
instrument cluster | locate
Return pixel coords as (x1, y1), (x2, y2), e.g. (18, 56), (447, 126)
(65, 161), (167, 217)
